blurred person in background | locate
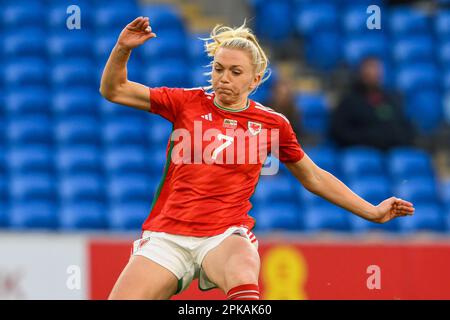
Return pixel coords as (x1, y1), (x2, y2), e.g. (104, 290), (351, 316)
(100, 17), (415, 301)
(330, 56), (416, 150)
(267, 77), (303, 140)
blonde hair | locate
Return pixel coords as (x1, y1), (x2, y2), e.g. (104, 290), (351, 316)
(201, 21), (271, 93)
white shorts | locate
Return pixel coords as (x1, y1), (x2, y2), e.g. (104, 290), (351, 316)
(131, 226), (259, 294)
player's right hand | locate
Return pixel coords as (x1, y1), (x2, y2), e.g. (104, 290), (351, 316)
(117, 16), (157, 50)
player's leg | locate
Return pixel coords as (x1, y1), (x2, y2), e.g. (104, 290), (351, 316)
(108, 255), (178, 300)
(201, 233), (260, 299)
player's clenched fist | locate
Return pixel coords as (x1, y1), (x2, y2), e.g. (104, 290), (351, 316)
(117, 16), (157, 50)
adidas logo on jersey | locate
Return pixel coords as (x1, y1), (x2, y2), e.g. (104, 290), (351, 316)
(201, 113), (212, 121)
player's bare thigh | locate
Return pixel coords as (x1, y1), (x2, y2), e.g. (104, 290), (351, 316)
(201, 234), (260, 294)
(108, 255), (178, 300)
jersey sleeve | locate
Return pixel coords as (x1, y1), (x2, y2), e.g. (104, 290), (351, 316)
(148, 87), (186, 123)
(275, 118), (304, 163)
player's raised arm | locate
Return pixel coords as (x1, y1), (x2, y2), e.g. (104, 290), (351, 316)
(285, 155), (415, 223)
(99, 16), (157, 111)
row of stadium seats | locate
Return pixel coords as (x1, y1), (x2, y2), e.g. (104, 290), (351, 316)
(0, 87), (442, 138)
(3, 55), (449, 91)
(0, 1), (185, 34)
(1, 59), (209, 89)
(252, 0), (450, 42)
(253, 202), (450, 234)
(1, 198), (449, 233)
(0, 169), (447, 207)
(0, 117), (439, 179)
(0, 130), (440, 182)
(0, 32), (208, 65)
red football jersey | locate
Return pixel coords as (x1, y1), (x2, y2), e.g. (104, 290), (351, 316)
(142, 87), (304, 236)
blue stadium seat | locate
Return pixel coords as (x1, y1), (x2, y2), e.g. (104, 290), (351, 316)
(51, 59), (96, 89)
(305, 31), (341, 70)
(0, 201), (7, 227)
(2, 2), (46, 30)
(388, 147), (434, 181)
(295, 92), (329, 135)
(93, 0), (137, 6)
(297, 186), (330, 208)
(94, 4), (138, 32)
(254, 1), (294, 42)
(47, 1), (93, 31)
(107, 174), (154, 204)
(147, 148), (169, 175)
(191, 66), (209, 88)
(142, 31), (188, 62)
(344, 34), (387, 67)
(4, 59), (48, 88)
(0, 175), (7, 214)
(7, 115), (53, 145)
(295, 3), (337, 35)
(59, 201), (107, 230)
(56, 145), (102, 175)
(394, 177), (438, 204)
(254, 203), (301, 231)
(94, 35), (117, 62)
(342, 4), (385, 34)
(0, 172), (6, 196)
(349, 212), (400, 233)
(59, 173), (105, 203)
(446, 207), (450, 232)
(144, 61), (191, 88)
(395, 63), (440, 93)
(435, 10), (450, 40)
(52, 88), (98, 118)
(2, 29), (46, 58)
(303, 204), (350, 232)
(5, 87), (51, 116)
(140, 4), (186, 33)
(104, 147), (149, 176)
(303, 146), (338, 175)
(47, 32), (93, 60)
(0, 146), (5, 174)
(55, 116), (101, 146)
(397, 203), (446, 233)
(392, 36), (435, 64)
(10, 173), (57, 203)
(406, 90), (443, 133)
(340, 147), (384, 180)
(252, 175), (298, 205)
(442, 180), (450, 207)
(8, 200), (58, 229)
(103, 119), (148, 147)
(7, 145), (54, 174)
(109, 201), (151, 230)
(99, 99), (146, 121)
(148, 118), (173, 146)
(389, 8), (430, 36)
(189, 33), (210, 67)
(442, 68), (450, 90)
(349, 176), (390, 205)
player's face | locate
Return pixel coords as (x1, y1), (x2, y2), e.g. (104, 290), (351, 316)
(212, 47), (261, 105)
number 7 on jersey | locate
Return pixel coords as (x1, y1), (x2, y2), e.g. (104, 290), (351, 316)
(212, 134), (234, 160)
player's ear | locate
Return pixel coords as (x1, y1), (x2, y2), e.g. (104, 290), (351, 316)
(249, 73), (261, 91)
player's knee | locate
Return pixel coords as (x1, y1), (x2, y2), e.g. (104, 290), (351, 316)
(224, 253), (260, 290)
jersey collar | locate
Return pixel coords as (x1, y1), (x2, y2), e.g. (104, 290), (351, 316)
(213, 95), (250, 113)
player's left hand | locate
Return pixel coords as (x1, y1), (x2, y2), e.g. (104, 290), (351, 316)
(372, 197), (415, 223)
